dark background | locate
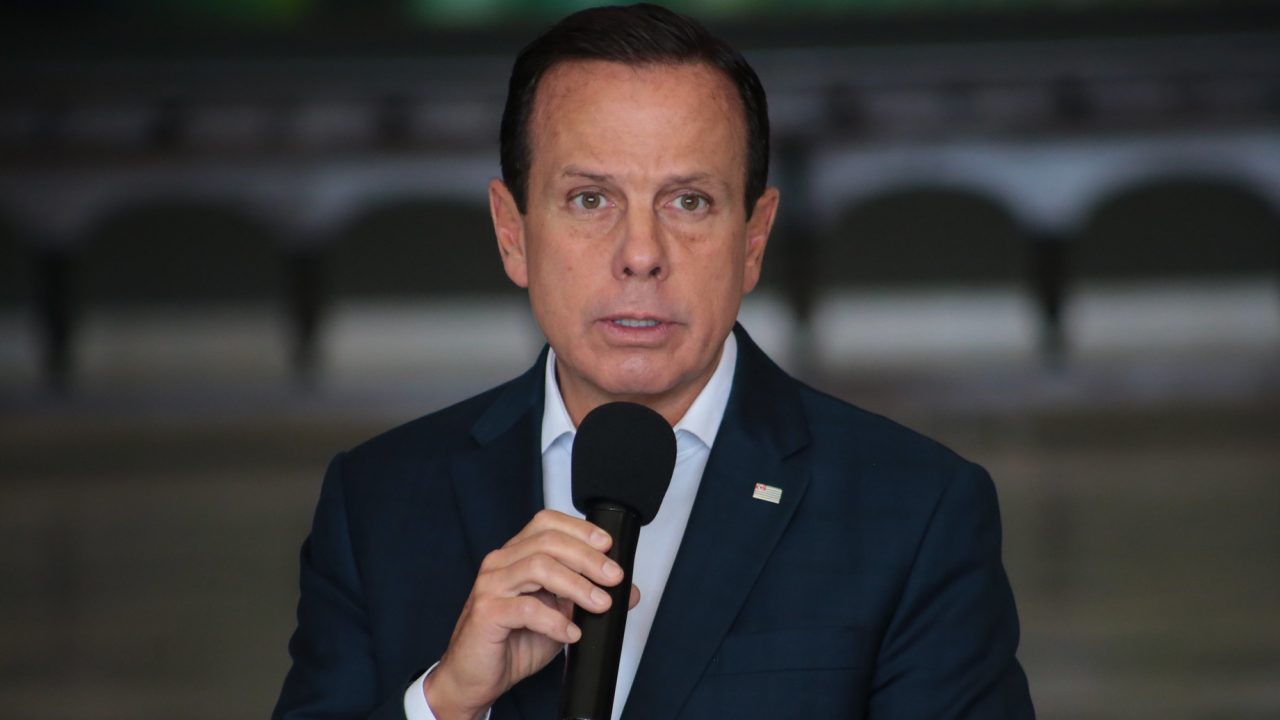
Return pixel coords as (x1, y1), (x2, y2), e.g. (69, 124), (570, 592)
(1, 1), (1278, 718)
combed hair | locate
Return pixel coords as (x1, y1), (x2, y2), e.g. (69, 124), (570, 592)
(499, 3), (770, 218)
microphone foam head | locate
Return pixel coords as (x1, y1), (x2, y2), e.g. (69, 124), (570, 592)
(571, 401), (677, 526)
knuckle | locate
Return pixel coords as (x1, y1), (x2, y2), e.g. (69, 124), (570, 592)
(526, 529), (551, 549)
(526, 552), (555, 579)
(541, 530), (571, 552)
(479, 549), (503, 573)
(515, 596), (540, 620)
(534, 529), (579, 561)
(471, 595), (498, 620)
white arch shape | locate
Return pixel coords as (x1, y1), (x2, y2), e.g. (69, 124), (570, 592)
(0, 152), (499, 247)
(809, 129), (1280, 236)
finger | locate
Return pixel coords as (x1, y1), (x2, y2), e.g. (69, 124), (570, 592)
(485, 529), (625, 589)
(479, 594), (582, 644)
(628, 584), (641, 610)
(554, 594), (575, 619)
(486, 552), (615, 613)
(508, 509), (612, 552)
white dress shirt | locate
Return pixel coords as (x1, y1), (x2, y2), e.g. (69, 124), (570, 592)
(406, 333), (737, 720)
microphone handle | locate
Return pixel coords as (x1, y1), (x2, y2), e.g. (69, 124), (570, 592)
(560, 502), (641, 720)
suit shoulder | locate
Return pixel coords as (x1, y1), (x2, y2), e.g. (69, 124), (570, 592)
(341, 382), (509, 472)
(788, 382), (998, 546)
(795, 381), (976, 476)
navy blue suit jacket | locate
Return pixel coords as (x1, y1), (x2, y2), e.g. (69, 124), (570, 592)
(274, 325), (1034, 719)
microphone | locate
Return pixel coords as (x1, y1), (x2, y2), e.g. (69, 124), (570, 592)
(560, 401), (676, 720)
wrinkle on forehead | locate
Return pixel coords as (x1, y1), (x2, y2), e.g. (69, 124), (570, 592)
(528, 59), (747, 192)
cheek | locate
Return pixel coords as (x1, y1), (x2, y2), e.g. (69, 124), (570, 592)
(693, 240), (749, 323)
(688, 235), (746, 290)
(527, 245), (589, 322)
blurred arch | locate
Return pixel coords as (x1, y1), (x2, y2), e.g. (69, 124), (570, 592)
(315, 197), (536, 390)
(1074, 176), (1280, 281)
(326, 197), (512, 301)
(82, 199), (282, 305)
(811, 184), (1055, 366)
(68, 199), (294, 388)
(1064, 176), (1280, 359)
(819, 185), (1026, 288)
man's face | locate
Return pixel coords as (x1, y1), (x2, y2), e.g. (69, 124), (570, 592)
(491, 60), (778, 424)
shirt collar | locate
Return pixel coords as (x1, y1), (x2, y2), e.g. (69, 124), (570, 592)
(540, 332), (737, 453)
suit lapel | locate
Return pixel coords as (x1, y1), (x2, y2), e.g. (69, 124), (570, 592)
(449, 350), (547, 571)
(447, 348), (561, 720)
(622, 326), (811, 719)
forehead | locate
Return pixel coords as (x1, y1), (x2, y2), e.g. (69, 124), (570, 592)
(527, 59), (747, 182)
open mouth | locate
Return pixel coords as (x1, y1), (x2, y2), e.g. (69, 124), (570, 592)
(601, 316), (672, 343)
(612, 318), (660, 328)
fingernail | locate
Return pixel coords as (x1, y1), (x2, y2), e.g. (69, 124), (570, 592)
(590, 530), (610, 548)
(591, 588), (610, 608)
(604, 560), (623, 580)
(567, 623), (582, 642)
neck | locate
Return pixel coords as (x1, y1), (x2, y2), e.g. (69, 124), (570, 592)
(556, 348), (724, 429)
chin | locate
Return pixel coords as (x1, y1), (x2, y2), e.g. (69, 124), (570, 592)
(593, 366), (680, 400)
(597, 375), (674, 400)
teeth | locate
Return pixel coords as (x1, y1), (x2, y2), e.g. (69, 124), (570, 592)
(615, 318), (658, 328)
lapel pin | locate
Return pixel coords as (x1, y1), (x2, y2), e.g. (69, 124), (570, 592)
(752, 482), (783, 504)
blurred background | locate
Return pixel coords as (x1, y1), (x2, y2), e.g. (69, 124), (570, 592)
(2, 1), (1278, 718)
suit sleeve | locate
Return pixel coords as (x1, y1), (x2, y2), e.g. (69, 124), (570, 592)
(868, 462), (1035, 719)
(273, 452), (410, 720)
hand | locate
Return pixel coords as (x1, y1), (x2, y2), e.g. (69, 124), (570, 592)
(423, 509), (641, 720)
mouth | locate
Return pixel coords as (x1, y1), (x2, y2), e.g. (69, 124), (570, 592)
(599, 314), (674, 343)
(611, 318), (661, 329)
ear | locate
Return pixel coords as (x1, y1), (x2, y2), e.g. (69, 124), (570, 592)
(742, 186), (779, 294)
(489, 178), (529, 288)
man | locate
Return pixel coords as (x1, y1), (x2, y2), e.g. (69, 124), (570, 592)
(274, 4), (1034, 719)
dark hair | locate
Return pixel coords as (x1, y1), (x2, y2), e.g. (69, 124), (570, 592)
(500, 3), (769, 218)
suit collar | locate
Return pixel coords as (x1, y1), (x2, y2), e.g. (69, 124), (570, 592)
(622, 324), (812, 719)
(451, 346), (563, 720)
(722, 323), (809, 458)
(450, 346), (546, 588)
(470, 345), (548, 447)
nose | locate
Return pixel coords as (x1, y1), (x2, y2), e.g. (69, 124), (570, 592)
(613, 208), (667, 280)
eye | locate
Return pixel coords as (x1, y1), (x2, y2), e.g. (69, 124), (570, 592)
(570, 191), (608, 211)
(672, 193), (709, 213)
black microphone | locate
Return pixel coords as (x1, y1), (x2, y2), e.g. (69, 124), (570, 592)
(560, 401), (676, 720)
